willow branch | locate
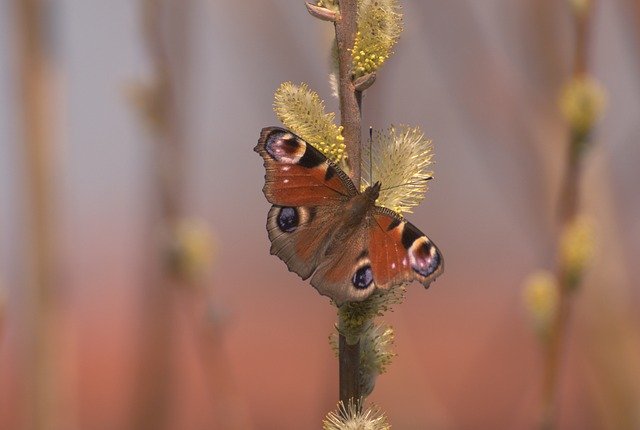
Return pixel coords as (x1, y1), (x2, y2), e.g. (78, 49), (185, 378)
(331, 0), (364, 407)
(15, 0), (58, 428)
(131, 1), (191, 429)
(334, 0), (362, 187)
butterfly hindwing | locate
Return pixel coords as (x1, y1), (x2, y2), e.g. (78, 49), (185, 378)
(267, 204), (342, 281)
(255, 127), (357, 207)
(310, 225), (377, 304)
(369, 208), (444, 290)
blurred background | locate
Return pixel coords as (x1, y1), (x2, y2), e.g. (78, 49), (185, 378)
(1, 0), (639, 429)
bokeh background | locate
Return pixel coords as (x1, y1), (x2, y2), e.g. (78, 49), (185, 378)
(1, 0), (640, 429)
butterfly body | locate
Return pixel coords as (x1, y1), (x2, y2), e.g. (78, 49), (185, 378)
(333, 182), (379, 230)
(255, 127), (443, 305)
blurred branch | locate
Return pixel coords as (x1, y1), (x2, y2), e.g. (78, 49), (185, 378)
(130, 1), (192, 429)
(182, 295), (252, 430)
(15, 0), (59, 429)
(539, 1), (599, 429)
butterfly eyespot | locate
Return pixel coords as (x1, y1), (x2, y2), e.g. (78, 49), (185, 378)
(352, 265), (374, 290)
(265, 131), (306, 164)
(409, 239), (439, 277)
(277, 207), (299, 233)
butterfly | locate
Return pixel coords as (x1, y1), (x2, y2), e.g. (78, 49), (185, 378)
(255, 126), (444, 305)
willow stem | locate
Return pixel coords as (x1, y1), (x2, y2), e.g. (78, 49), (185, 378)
(131, 1), (191, 429)
(333, 0), (364, 406)
(334, 0), (362, 187)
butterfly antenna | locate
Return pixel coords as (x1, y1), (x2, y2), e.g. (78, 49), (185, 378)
(369, 126), (373, 185)
(381, 176), (433, 191)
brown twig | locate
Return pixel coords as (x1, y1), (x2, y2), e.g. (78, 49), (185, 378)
(338, 333), (361, 406)
(539, 1), (596, 428)
(334, 0), (362, 186)
(15, 1), (58, 428)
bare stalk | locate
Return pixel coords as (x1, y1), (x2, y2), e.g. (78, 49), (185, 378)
(334, 0), (362, 186)
(539, 2), (596, 428)
(131, 1), (191, 429)
(15, 1), (58, 429)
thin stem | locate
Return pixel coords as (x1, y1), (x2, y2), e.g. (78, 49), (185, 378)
(15, 0), (58, 428)
(338, 333), (361, 405)
(539, 2), (596, 428)
(334, 0), (362, 187)
(333, 0), (364, 406)
(131, 1), (191, 429)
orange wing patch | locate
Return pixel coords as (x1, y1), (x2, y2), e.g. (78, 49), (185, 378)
(369, 210), (444, 290)
(370, 213), (413, 289)
(266, 163), (350, 206)
(255, 127), (356, 207)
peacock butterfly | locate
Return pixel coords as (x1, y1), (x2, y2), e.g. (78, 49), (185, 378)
(255, 126), (444, 305)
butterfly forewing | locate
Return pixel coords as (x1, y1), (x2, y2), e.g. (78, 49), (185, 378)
(370, 208), (444, 290)
(255, 127), (356, 207)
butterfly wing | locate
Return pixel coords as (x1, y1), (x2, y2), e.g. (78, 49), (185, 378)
(256, 127), (443, 304)
(369, 207), (444, 291)
(267, 204), (342, 280)
(310, 225), (377, 304)
(309, 209), (444, 305)
(257, 127), (357, 285)
(254, 127), (357, 206)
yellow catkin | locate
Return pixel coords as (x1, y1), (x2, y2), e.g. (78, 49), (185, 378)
(568, 0), (590, 16)
(351, 0), (402, 78)
(169, 218), (214, 280)
(361, 323), (395, 375)
(337, 285), (405, 344)
(273, 82), (346, 164)
(560, 215), (595, 279)
(323, 399), (391, 430)
(362, 125), (434, 214)
(358, 323), (395, 396)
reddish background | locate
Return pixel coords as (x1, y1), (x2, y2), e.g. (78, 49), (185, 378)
(1, 1), (640, 429)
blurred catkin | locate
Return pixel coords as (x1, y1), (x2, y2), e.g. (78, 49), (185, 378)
(523, 271), (560, 337)
(166, 218), (215, 281)
(534, 2), (605, 429)
(559, 215), (595, 289)
(559, 76), (606, 149)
